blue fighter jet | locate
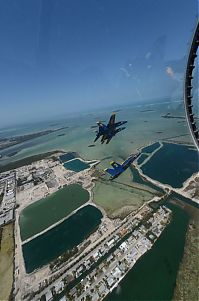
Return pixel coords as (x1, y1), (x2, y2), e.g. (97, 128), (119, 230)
(94, 113), (127, 144)
(105, 153), (141, 179)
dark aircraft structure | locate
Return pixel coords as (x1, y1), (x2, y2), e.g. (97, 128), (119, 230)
(105, 153), (141, 179)
(94, 113), (127, 144)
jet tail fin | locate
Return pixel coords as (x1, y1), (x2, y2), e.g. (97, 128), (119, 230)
(107, 113), (116, 127)
(115, 121), (127, 127)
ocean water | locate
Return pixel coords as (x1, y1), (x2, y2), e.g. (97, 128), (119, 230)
(1, 101), (196, 299)
(0, 101), (193, 170)
(1, 101), (194, 218)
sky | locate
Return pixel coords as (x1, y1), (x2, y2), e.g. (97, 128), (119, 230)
(0, 0), (198, 127)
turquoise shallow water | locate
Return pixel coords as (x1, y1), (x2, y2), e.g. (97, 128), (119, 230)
(0, 101), (193, 169)
(22, 205), (103, 273)
(20, 184), (89, 241)
(1, 101), (196, 298)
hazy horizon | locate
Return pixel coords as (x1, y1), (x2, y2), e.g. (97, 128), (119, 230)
(0, 96), (183, 131)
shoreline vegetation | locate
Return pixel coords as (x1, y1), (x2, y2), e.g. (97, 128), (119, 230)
(0, 127), (68, 151)
(0, 223), (14, 301)
(1, 139), (198, 300)
(173, 218), (199, 301)
(172, 199), (199, 301)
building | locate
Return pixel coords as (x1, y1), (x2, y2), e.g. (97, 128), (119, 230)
(45, 290), (53, 301)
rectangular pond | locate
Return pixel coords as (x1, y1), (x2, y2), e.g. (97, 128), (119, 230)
(20, 184), (89, 241)
(22, 205), (103, 273)
(141, 142), (199, 188)
(141, 142), (160, 154)
(63, 159), (90, 172)
(59, 152), (77, 163)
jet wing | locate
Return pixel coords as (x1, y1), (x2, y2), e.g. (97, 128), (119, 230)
(107, 113), (116, 128)
(115, 121), (127, 127)
(115, 127), (126, 134)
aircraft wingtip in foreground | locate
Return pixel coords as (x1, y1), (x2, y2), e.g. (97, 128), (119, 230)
(94, 113), (127, 144)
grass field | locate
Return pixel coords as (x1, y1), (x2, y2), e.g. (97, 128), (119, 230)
(173, 206), (199, 301)
(93, 179), (155, 218)
(0, 223), (14, 301)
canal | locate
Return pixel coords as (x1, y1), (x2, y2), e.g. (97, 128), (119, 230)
(105, 202), (189, 301)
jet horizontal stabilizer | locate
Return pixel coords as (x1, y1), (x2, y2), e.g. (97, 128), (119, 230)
(115, 121), (127, 127)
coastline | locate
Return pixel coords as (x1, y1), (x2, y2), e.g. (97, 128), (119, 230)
(172, 198), (199, 301)
(13, 152), (113, 300)
(1, 140), (197, 301)
(0, 150), (65, 173)
(136, 141), (199, 206)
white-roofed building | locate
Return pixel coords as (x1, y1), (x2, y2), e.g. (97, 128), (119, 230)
(45, 290), (53, 301)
